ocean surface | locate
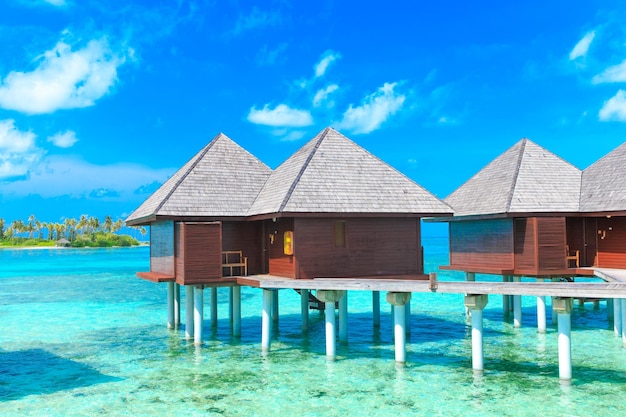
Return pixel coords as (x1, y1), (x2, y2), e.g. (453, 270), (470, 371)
(1, 238), (625, 416)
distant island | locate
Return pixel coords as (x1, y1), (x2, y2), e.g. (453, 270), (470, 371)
(0, 215), (147, 248)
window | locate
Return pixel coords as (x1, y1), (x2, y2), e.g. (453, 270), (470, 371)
(334, 221), (346, 248)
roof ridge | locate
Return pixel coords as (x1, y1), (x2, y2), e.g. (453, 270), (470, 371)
(277, 128), (328, 212)
(505, 138), (526, 212)
(153, 133), (221, 214)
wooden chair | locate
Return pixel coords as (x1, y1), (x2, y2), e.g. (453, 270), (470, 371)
(565, 246), (580, 268)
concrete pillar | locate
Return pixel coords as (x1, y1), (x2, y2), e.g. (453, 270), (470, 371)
(622, 299), (626, 347)
(502, 275), (510, 316)
(229, 287), (234, 327)
(465, 294), (488, 372)
(232, 286), (241, 337)
(167, 281), (175, 329)
(174, 283), (181, 327)
(185, 285), (194, 339)
(210, 287), (218, 328)
(607, 298), (614, 321)
(194, 286), (204, 345)
(387, 292), (412, 364)
(339, 291), (348, 343)
(300, 289), (309, 331)
(317, 290), (345, 361)
(372, 291), (381, 328)
(272, 290), (279, 324)
(465, 272), (475, 320)
(405, 296), (411, 335)
(261, 289), (272, 355)
(554, 297), (573, 382)
(513, 276), (522, 328)
(537, 295), (547, 334)
(551, 278), (558, 324)
(614, 298), (622, 337)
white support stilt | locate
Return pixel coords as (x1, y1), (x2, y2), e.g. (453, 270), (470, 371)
(502, 275), (510, 316)
(614, 298), (622, 337)
(621, 299), (626, 347)
(272, 290), (279, 324)
(210, 287), (218, 328)
(551, 279), (558, 324)
(300, 289), (309, 331)
(317, 290), (345, 361)
(339, 291), (348, 343)
(405, 297), (411, 335)
(372, 291), (381, 328)
(465, 272), (475, 320)
(536, 278), (546, 333)
(261, 289), (272, 355)
(537, 295), (547, 334)
(513, 276), (522, 328)
(554, 297), (573, 382)
(229, 287), (234, 327)
(185, 285), (194, 339)
(233, 286), (241, 337)
(194, 286), (204, 346)
(387, 292), (411, 364)
(465, 294), (488, 373)
(174, 283), (181, 328)
(167, 281), (175, 329)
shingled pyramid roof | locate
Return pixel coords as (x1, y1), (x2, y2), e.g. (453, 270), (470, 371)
(581, 142), (626, 212)
(445, 139), (582, 216)
(126, 133), (271, 225)
(248, 127), (452, 216)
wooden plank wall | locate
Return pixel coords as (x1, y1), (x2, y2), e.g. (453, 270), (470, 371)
(222, 221), (264, 275)
(450, 219), (514, 270)
(150, 220), (175, 275)
(268, 218), (296, 278)
(175, 222), (223, 285)
(294, 218), (420, 279)
(536, 217), (567, 270)
(597, 216), (626, 268)
(514, 218), (535, 271)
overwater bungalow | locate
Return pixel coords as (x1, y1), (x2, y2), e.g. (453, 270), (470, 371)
(437, 139), (626, 277)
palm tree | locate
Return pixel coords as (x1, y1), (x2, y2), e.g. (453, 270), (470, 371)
(40, 222), (47, 240)
(0, 218), (4, 239)
(113, 219), (124, 233)
(104, 216), (113, 234)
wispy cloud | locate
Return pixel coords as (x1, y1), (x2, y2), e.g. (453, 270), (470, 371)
(336, 82), (406, 134)
(256, 43), (288, 66)
(592, 59), (626, 84)
(599, 89), (626, 121)
(0, 120), (44, 180)
(247, 104), (313, 127)
(232, 7), (281, 35)
(47, 130), (78, 148)
(44, 0), (66, 6)
(569, 31), (595, 60)
(314, 50), (341, 78)
(1, 155), (173, 200)
(0, 36), (127, 114)
(313, 84), (339, 107)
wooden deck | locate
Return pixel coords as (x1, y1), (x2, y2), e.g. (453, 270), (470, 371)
(237, 274), (626, 297)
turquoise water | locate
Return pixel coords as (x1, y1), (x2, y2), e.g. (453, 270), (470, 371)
(1, 239), (625, 416)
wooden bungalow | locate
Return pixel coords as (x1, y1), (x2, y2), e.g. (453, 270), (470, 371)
(436, 139), (626, 277)
(126, 127), (453, 285)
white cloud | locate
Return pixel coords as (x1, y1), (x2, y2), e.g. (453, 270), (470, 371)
(599, 89), (626, 121)
(313, 84), (339, 107)
(44, 0), (66, 6)
(47, 130), (78, 148)
(247, 104), (314, 127)
(0, 155), (173, 199)
(0, 119), (44, 180)
(569, 31), (595, 60)
(592, 59), (626, 84)
(0, 37), (126, 114)
(314, 50), (341, 78)
(336, 82), (406, 134)
(232, 7), (281, 35)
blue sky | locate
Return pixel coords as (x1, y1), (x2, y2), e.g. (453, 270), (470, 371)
(2, 1), (626, 229)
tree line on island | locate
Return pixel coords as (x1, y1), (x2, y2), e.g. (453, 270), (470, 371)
(0, 215), (148, 248)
